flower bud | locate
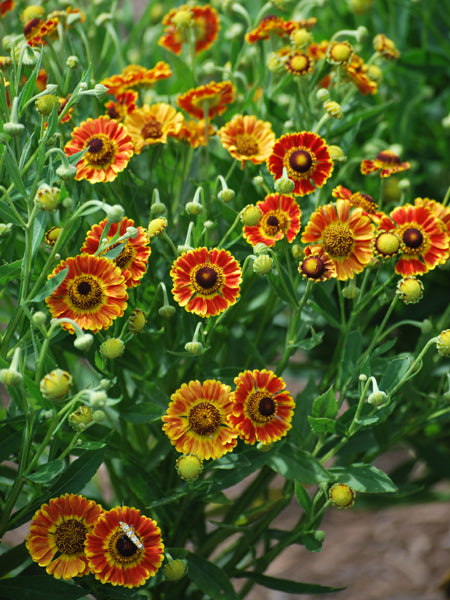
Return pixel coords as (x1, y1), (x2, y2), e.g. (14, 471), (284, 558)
(274, 168), (295, 194)
(172, 9), (193, 28)
(324, 100), (343, 119)
(218, 188), (235, 203)
(66, 55), (79, 69)
(253, 254), (273, 275)
(186, 200), (202, 215)
(92, 409), (106, 422)
(291, 243), (303, 260)
(36, 94), (59, 116)
(40, 369), (73, 401)
(87, 390), (108, 408)
(21, 5), (45, 22)
(329, 483), (355, 509)
(341, 282), (359, 299)
(367, 390), (388, 407)
(176, 454), (203, 481)
(32, 311), (47, 326)
(69, 405), (93, 431)
(129, 309), (147, 334)
(316, 88), (330, 102)
(240, 205), (262, 226)
(0, 223), (12, 237)
(327, 41), (354, 65)
(102, 203), (125, 223)
(0, 368), (23, 387)
(164, 558), (188, 581)
(45, 226), (62, 246)
(291, 28), (312, 49)
(147, 217), (167, 238)
(253, 243), (270, 255)
(159, 304), (176, 319)
(34, 184), (60, 211)
(55, 164), (77, 180)
(374, 232), (400, 258)
(93, 84), (108, 100)
(396, 277), (423, 304)
(100, 338), (125, 360)
(184, 341), (204, 354)
(252, 175), (264, 186)
(436, 330), (450, 358)
(3, 122), (25, 136)
(73, 333), (94, 351)
(327, 145), (346, 161)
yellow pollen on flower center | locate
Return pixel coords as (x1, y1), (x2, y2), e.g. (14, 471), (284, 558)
(141, 117), (163, 140)
(246, 391), (277, 424)
(68, 275), (104, 311)
(85, 134), (117, 166)
(289, 54), (309, 73)
(287, 149), (313, 175)
(189, 401), (222, 435)
(54, 519), (86, 555)
(234, 133), (259, 156)
(107, 240), (136, 270)
(375, 232), (400, 256)
(262, 211), (288, 237)
(322, 223), (354, 258)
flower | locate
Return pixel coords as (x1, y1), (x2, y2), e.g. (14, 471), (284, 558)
(344, 54), (378, 95)
(85, 506), (164, 587)
(299, 245), (337, 281)
(45, 254), (128, 333)
(173, 118), (217, 147)
(415, 197), (450, 239)
(377, 204), (449, 275)
(26, 494), (104, 580)
(170, 247), (242, 318)
(332, 185), (383, 222)
(164, 558), (188, 581)
(176, 454), (203, 481)
(373, 33), (399, 60)
(162, 380), (238, 459)
(105, 90), (138, 121)
(436, 330), (450, 358)
(177, 81), (235, 120)
(81, 217), (150, 288)
(301, 199), (375, 280)
(124, 103), (184, 153)
(101, 62), (172, 95)
(40, 369), (73, 401)
(243, 193), (301, 247)
(285, 51), (313, 76)
(64, 116), (134, 183)
(159, 4), (220, 55)
(0, 1), (14, 18)
(396, 276), (424, 304)
(100, 338), (125, 359)
(217, 114), (275, 168)
(326, 41), (354, 65)
(361, 149), (410, 177)
(329, 483), (355, 509)
(267, 131), (333, 196)
(24, 17), (59, 46)
(245, 15), (316, 44)
(229, 369), (295, 445)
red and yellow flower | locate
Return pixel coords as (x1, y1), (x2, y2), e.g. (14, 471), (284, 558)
(361, 149), (410, 177)
(45, 254), (128, 333)
(101, 62), (172, 95)
(299, 245), (337, 281)
(26, 494), (103, 580)
(162, 379), (238, 459)
(177, 80), (235, 120)
(85, 506), (164, 588)
(24, 17), (58, 46)
(229, 369), (295, 445)
(124, 103), (184, 153)
(173, 118), (217, 147)
(302, 199), (375, 280)
(158, 4), (220, 55)
(377, 204), (449, 275)
(245, 16), (316, 44)
(285, 51), (313, 76)
(332, 185), (384, 222)
(64, 116), (134, 183)
(0, 0), (14, 17)
(81, 217), (151, 288)
(170, 247), (242, 318)
(217, 114), (275, 167)
(243, 193), (301, 247)
(105, 91), (138, 121)
(414, 197), (450, 238)
(344, 54), (378, 95)
(267, 131), (333, 196)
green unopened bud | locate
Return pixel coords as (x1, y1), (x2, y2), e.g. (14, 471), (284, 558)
(93, 84), (108, 100)
(159, 304), (176, 319)
(218, 188), (235, 202)
(184, 341), (204, 354)
(327, 145), (346, 162)
(367, 390), (388, 406)
(3, 122), (25, 136)
(34, 184), (60, 211)
(240, 204), (262, 226)
(56, 164), (77, 180)
(66, 55), (79, 69)
(100, 338), (125, 359)
(329, 483), (355, 509)
(341, 282), (359, 299)
(0, 223), (12, 237)
(40, 369), (73, 401)
(253, 175), (264, 185)
(436, 330), (450, 358)
(87, 390), (108, 408)
(186, 201), (202, 215)
(74, 333), (94, 351)
(274, 167), (295, 193)
(36, 94), (59, 116)
(253, 254), (273, 275)
(176, 454), (203, 481)
(32, 311), (47, 326)
(316, 88), (330, 102)
(92, 409), (106, 422)
(164, 558), (188, 581)
(324, 100), (343, 119)
(103, 203), (125, 223)
(129, 309), (147, 334)
(253, 243), (270, 255)
(0, 368), (23, 387)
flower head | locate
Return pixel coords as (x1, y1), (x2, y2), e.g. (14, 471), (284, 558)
(101, 63), (172, 95)
(301, 200), (375, 280)
(85, 506), (164, 587)
(396, 276), (424, 304)
(173, 118), (217, 147)
(373, 34), (399, 60)
(436, 330), (450, 358)
(170, 247), (242, 318)
(329, 483), (355, 509)
(105, 91), (138, 121)
(229, 369), (295, 445)
(64, 117), (134, 183)
(218, 114), (275, 168)
(45, 254), (128, 333)
(243, 193), (301, 247)
(344, 54), (378, 95)
(361, 149), (410, 178)
(162, 380), (238, 459)
(285, 51), (313, 76)
(332, 185), (383, 222)
(159, 5), (220, 55)
(299, 245), (337, 281)
(40, 369), (73, 401)
(124, 103), (184, 153)
(267, 131), (333, 196)
(26, 494), (103, 580)
(177, 81), (235, 120)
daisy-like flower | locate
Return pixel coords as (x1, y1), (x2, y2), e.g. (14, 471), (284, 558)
(415, 197), (450, 238)
(217, 114), (275, 168)
(229, 369), (295, 445)
(158, 4), (220, 55)
(344, 54), (378, 95)
(64, 116), (134, 183)
(174, 118), (216, 148)
(267, 131), (333, 197)
(45, 254), (128, 333)
(26, 494), (103, 580)
(81, 218), (151, 288)
(373, 34), (399, 60)
(302, 199), (375, 280)
(177, 80), (235, 120)
(124, 103), (183, 154)
(101, 63), (172, 95)
(24, 17), (59, 46)
(377, 204), (449, 276)
(85, 506), (164, 588)
(299, 245), (337, 281)
(243, 193), (301, 247)
(170, 247), (242, 318)
(361, 149), (410, 178)
(1, 0), (14, 18)
(245, 15), (316, 44)
(105, 91), (138, 121)
(285, 51), (313, 76)
(162, 379), (238, 459)
(332, 185), (384, 222)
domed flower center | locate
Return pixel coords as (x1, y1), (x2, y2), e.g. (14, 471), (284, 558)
(116, 534), (139, 557)
(375, 232), (399, 256)
(106, 241), (136, 270)
(351, 192), (377, 213)
(195, 266), (218, 290)
(402, 227), (423, 249)
(141, 117), (163, 140)
(289, 54), (310, 73)
(322, 223), (354, 258)
(267, 215), (280, 228)
(189, 401), (222, 435)
(262, 212), (288, 238)
(69, 275), (104, 310)
(246, 391), (277, 424)
(85, 134), (116, 166)
(288, 149), (313, 173)
(54, 519), (86, 555)
(301, 256), (325, 278)
(235, 133), (259, 156)
(88, 137), (104, 153)
(376, 150), (400, 164)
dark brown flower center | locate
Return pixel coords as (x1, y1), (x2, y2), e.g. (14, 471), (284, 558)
(69, 275), (104, 310)
(262, 211), (288, 238)
(259, 396), (276, 416)
(116, 534), (139, 557)
(54, 519), (86, 555)
(402, 227), (423, 249)
(85, 134), (116, 166)
(235, 133), (259, 156)
(288, 149), (312, 173)
(376, 150), (400, 164)
(301, 256), (325, 278)
(87, 137), (104, 153)
(195, 266), (218, 289)
(24, 18), (41, 37)
(246, 391), (277, 424)
(322, 223), (354, 258)
(141, 117), (163, 140)
(189, 401), (222, 435)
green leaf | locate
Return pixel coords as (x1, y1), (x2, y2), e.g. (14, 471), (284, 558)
(28, 267), (68, 303)
(0, 260), (22, 286)
(312, 387), (338, 418)
(25, 459), (66, 483)
(379, 354), (412, 392)
(300, 529), (326, 552)
(341, 331), (363, 386)
(0, 576), (87, 600)
(267, 444), (331, 485)
(4, 147), (28, 198)
(187, 553), (240, 600)
(294, 481), (313, 517)
(310, 284), (340, 328)
(308, 416), (337, 434)
(233, 572), (344, 594)
(295, 327), (324, 350)
(31, 211), (48, 261)
(329, 463), (398, 493)
(0, 542), (28, 578)
(267, 271), (297, 305)
(122, 403), (164, 424)
(103, 241), (126, 260)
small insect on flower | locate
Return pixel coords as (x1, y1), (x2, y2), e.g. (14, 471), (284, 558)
(119, 521), (143, 549)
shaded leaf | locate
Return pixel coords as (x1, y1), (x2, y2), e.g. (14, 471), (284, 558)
(28, 267), (68, 303)
(329, 463), (397, 493)
(187, 553), (239, 600)
(233, 571), (344, 594)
